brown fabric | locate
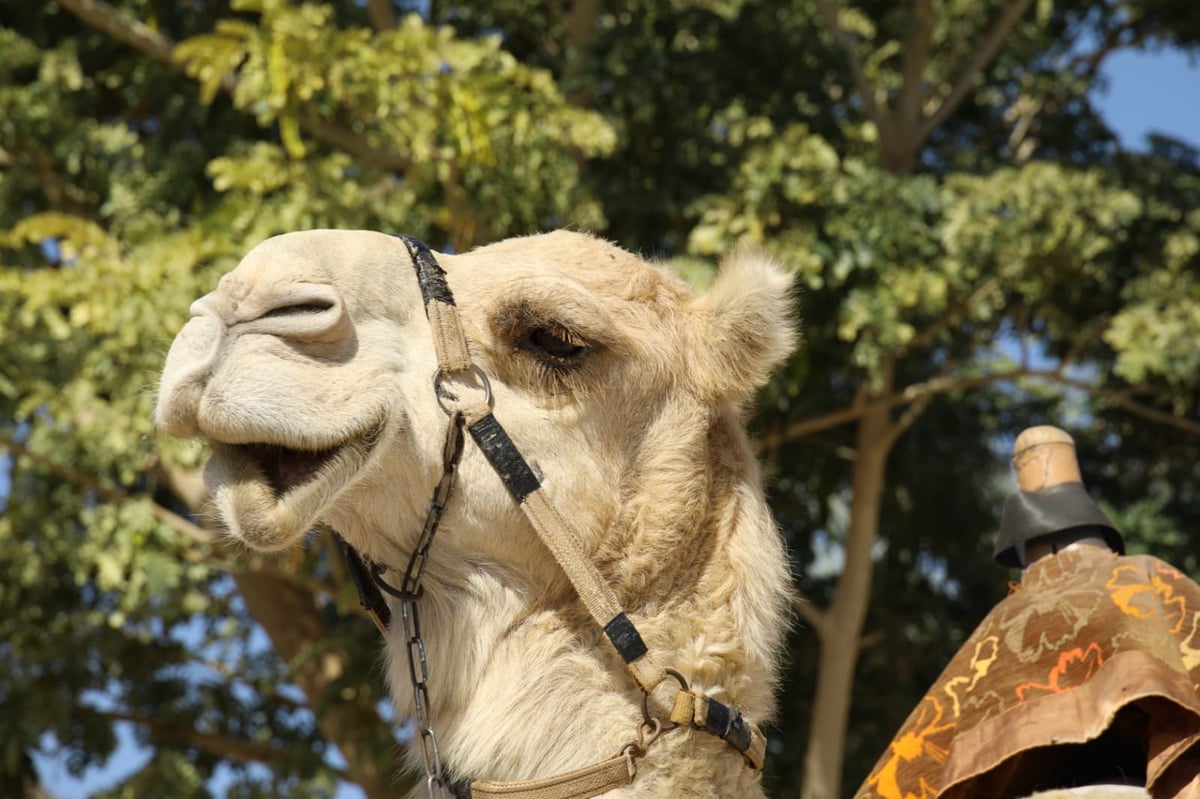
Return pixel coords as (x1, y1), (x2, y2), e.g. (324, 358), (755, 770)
(855, 547), (1200, 799)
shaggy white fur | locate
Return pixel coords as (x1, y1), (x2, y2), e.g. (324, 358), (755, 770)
(156, 229), (798, 797)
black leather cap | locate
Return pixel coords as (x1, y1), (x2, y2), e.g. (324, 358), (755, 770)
(995, 482), (1124, 568)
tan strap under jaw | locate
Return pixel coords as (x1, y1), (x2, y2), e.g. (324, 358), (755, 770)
(466, 717), (667, 799)
(467, 749), (636, 799)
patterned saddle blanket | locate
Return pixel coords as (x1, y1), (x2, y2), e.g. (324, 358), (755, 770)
(855, 547), (1200, 799)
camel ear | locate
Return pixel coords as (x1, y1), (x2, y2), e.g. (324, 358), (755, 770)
(691, 244), (798, 400)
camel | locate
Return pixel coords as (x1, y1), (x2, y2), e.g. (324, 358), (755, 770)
(155, 229), (798, 798)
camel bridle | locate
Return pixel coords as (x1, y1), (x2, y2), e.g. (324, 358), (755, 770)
(335, 234), (767, 799)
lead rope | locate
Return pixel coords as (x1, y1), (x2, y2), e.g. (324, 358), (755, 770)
(342, 235), (766, 799)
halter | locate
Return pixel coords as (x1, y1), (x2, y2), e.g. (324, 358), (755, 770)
(336, 234), (766, 799)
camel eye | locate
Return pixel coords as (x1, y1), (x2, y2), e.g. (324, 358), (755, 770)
(521, 327), (588, 362)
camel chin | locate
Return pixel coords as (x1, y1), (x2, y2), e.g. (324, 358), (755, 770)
(203, 420), (385, 551)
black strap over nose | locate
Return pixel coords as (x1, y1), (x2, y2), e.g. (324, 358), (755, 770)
(395, 234), (457, 309)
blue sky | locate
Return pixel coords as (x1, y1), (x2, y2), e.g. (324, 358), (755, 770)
(1096, 46), (1200, 148)
(28, 41), (1200, 799)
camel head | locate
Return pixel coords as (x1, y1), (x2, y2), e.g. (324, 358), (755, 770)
(155, 229), (797, 795)
(156, 229), (794, 568)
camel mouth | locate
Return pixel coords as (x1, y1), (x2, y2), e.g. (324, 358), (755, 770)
(234, 442), (344, 498)
(202, 419), (388, 551)
(219, 422), (386, 500)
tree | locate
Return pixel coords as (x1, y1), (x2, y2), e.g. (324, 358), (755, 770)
(670, 2), (1200, 795)
(1, 1), (612, 796)
(2, 1), (1198, 798)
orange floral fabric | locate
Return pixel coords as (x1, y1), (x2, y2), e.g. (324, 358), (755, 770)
(854, 547), (1200, 799)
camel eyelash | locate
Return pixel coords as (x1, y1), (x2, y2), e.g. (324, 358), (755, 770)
(517, 326), (590, 364)
(494, 304), (595, 365)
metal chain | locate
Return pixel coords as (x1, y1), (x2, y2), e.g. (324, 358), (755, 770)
(373, 408), (466, 799)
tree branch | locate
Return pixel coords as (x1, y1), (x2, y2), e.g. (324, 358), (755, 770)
(757, 367), (1200, 451)
(898, 277), (1002, 357)
(232, 570), (405, 799)
(556, 0), (601, 108)
(562, 0), (600, 81)
(1005, 93), (1043, 164)
(54, 0), (176, 62)
(54, 0), (413, 173)
(151, 459), (209, 512)
(1, 430), (217, 545)
(792, 593), (830, 640)
(151, 505), (216, 546)
(296, 112), (412, 172)
(895, 0), (934, 140)
(758, 404), (867, 450)
(1057, 22), (1150, 84)
(1054, 377), (1200, 437)
(184, 656), (310, 713)
(918, 0), (1036, 143)
(813, 0), (888, 132)
(1, 430), (123, 503)
(100, 709), (339, 773)
(1058, 320), (1108, 370)
(364, 0), (397, 31)
(27, 141), (100, 214)
(882, 359), (958, 450)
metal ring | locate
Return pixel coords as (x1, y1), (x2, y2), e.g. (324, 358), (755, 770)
(664, 668), (690, 691)
(434, 365), (492, 416)
(641, 668), (689, 732)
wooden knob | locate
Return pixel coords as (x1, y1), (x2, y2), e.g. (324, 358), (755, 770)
(1012, 425), (1083, 492)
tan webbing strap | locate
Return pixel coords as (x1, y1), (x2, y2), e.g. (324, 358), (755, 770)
(395, 234), (472, 374)
(427, 299), (472, 374)
(468, 749), (636, 799)
(464, 406), (660, 691)
(522, 490), (663, 691)
(669, 690), (766, 770)
(669, 689), (698, 727)
(521, 490), (623, 624)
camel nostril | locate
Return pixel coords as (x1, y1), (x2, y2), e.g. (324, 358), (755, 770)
(241, 283), (347, 341)
(259, 300), (337, 319)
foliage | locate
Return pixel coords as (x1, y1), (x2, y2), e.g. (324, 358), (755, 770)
(1, 1), (1198, 798)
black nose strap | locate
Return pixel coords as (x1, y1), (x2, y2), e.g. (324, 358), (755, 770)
(394, 234), (457, 310)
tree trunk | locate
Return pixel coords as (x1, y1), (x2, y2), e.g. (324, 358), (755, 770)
(801, 395), (893, 799)
(234, 571), (405, 799)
